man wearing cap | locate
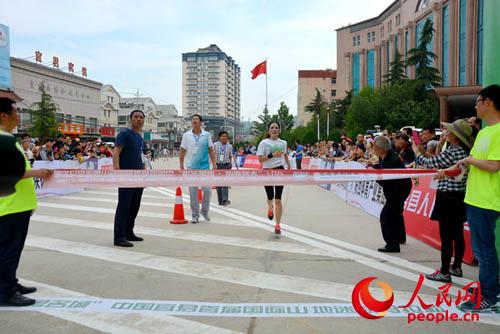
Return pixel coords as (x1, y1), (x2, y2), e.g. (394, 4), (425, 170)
(456, 85), (500, 313)
(413, 119), (473, 283)
(0, 97), (52, 307)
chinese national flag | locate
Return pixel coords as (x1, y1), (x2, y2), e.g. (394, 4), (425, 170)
(251, 60), (267, 79)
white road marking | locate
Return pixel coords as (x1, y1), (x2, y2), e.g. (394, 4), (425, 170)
(25, 235), (428, 303)
(78, 189), (166, 200)
(31, 214), (346, 258)
(36, 202), (252, 228)
(151, 187), (473, 292)
(15, 279), (242, 334)
(48, 195), (177, 208)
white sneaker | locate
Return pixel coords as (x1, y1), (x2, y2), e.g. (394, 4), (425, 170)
(201, 213), (211, 221)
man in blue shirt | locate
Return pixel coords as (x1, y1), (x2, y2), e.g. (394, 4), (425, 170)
(112, 110), (146, 247)
(295, 140), (304, 170)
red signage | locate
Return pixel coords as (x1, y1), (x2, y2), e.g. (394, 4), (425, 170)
(99, 127), (115, 137)
(35, 51), (42, 63)
(68, 62), (74, 73)
(52, 56), (59, 68)
(82, 67), (88, 77)
(58, 123), (84, 135)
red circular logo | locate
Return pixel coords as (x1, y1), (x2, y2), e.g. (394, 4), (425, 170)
(352, 277), (394, 319)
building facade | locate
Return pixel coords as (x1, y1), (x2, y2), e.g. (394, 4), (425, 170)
(336, 0), (485, 121)
(182, 44), (241, 128)
(297, 69), (337, 126)
(156, 104), (188, 148)
(99, 84), (120, 138)
(118, 97), (159, 133)
(11, 57), (102, 136)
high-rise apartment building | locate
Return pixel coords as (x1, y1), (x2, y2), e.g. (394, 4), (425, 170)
(182, 44), (240, 137)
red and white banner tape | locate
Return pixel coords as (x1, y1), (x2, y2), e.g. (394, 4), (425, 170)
(42, 169), (437, 188)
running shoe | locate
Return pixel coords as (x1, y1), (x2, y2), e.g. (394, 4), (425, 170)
(274, 225), (281, 237)
(458, 298), (498, 313)
(449, 266), (463, 277)
(267, 208), (274, 220)
(425, 270), (451, 283)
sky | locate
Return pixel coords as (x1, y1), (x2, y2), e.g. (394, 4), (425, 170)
(1, 0), (394, 121)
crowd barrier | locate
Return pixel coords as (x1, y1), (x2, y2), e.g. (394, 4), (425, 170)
(241, 155), (475, 265)
(33, 158), (113, 197)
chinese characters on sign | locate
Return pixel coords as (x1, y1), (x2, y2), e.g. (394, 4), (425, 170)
(58, 123), (84, 135)
(35, 51), (42, 63)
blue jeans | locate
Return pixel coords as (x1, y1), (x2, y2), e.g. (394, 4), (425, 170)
(466, 204), (500, 303)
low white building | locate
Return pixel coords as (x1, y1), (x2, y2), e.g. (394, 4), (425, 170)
(100, 84), (120, 138)
(11, 57), (102, 136)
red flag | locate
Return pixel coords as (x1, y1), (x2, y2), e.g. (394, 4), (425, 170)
(251, 60), (267, 79)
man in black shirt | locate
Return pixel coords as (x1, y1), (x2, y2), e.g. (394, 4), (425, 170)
(373, 136), (412, 253)
(112, 110), (146, 247)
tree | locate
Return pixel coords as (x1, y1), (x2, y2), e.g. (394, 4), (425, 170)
(29, 82), (60, 142)
(406, 19), (442, 88)
(305, 88), (327, 140)
(384, 49), (406, 84)
(345, 86), (386, 137)
(251, 106), (271, 136)
(270, 102), (294, 131)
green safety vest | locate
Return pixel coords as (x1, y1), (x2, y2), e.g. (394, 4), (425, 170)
(0, 130), (37, 217)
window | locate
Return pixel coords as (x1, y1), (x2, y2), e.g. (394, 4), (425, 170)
(367, 32), (371, 43)
(357, 35), (360, 45)
(64, 114), (71, 124)
(89, 118), (97, 131)
(459, 0), (467, 85)
(331, 77), (336, 84)
(442, 4), (450, 86)
(353, 36), (356, 46)
(331, 90), (337, 97)
(372, 31), (376, 41)
(367, 49), (375, 88)
(75, 116), (85, 127)
(352, 53), (360, 93)
(56, 113), (64, 123)
(477, 0), (484, 84)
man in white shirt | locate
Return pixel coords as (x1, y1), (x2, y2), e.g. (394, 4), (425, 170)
(213, 131), (234, 206)
(179, 114), (217, 223)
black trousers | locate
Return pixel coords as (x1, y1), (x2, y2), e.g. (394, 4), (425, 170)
(432, 191), (466, 274)
(296, 158), (302, 170)
(216, 163), (232, 204)
(380, 192), (409, 249)
(114, 188), (144, 242)
(0, 211), (31, 301)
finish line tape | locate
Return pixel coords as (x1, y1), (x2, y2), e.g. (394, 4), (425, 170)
(0, 297), (464, 318)
(43, 169), (437, 188)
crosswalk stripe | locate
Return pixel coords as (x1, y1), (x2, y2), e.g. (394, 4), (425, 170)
(36, 202), (257, 228)
(82, 189), (166, 200)
(47, 195), (177, 208)
(25, 235), (430, 303)
(31, 214), (346, 258)
(17, 279), (241, 334)
(151, 187), (473, 293)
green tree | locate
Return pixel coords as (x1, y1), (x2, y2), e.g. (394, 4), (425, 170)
(251, 106), (271, 136)
(384, 49), (406, 84)
(305, 88), (327, 140)
(29, 82), (59, 142)
(345, 86), (386, 137)
(270, 102), (294, 131)
(406, 19), (442, 87)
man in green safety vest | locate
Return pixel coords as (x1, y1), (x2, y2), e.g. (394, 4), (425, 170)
(0, 97), (53, 307)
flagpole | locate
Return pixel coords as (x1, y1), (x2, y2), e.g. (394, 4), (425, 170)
(265, 58), (268, 111)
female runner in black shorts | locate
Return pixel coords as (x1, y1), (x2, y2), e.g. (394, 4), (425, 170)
(256, 122), (291, 236)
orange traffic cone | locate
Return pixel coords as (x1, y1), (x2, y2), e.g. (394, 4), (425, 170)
(198, 187), (203, 203)
(170, 186), (188, 224)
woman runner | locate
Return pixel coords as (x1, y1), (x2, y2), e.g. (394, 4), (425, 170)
(256, 122), (291, 237)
